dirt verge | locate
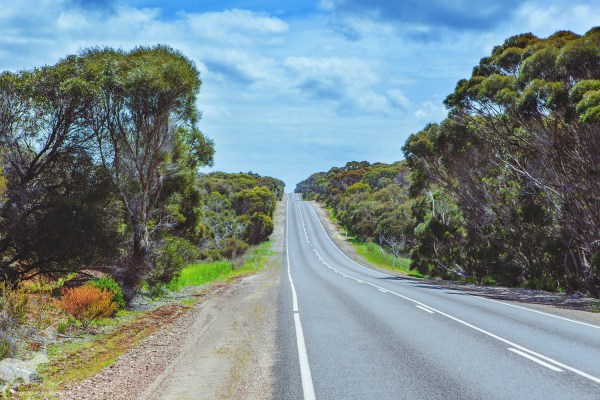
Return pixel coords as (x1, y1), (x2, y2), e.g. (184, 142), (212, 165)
(51, 200), (285, 400)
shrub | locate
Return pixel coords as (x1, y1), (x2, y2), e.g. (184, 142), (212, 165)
(483, 275), (496, 286)
(0, 283), (28, 360)
(0, 333), (15, 360)
(56, 285), (118, 329)
(219, 238), (249, 260)
(89, 276), (125, 309)
(147, 236), (200, 287)
(242, 212), (273, 245)
(0, 282), (28, 333)
(56, 321), (70, 335)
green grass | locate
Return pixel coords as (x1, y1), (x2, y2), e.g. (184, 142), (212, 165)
(350, 239), (422, 277)
(166, 240), (274, 291)
(324, 206), (338, 224)
(321, 205), (423, 278)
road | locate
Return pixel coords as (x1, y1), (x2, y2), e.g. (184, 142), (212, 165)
(274, 195), (600, 399)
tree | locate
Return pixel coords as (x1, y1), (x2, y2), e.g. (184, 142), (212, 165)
(242, 213), (273, 245)
(405, 28), (600, 293)
(0, 57), (123, 283)
(86, 46), (214, 289)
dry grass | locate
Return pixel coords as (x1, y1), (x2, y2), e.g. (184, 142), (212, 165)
(14, 304), (189, 399)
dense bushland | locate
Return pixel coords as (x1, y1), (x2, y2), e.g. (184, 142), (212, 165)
(0, 46), (283, 299)
(297, 28), (600, 296)
(295, 161), (412, 261)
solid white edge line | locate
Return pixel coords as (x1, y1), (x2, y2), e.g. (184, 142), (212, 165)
(306, 202), (389, 277)
(416, 305), (435, 314)
(508, 348), (563, 372)
(294, 313), (316, 400)
(479, 297), (600, 330)
(286, 203), (298, 313)
(286, 198), (316, 400)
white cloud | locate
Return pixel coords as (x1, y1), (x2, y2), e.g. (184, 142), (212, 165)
(414, 101), (447, 121)
(2, 0), (598, 188)
(511, 3), (598, 37)
(184, 9), (288, 45)
(283, 56), (407, 115)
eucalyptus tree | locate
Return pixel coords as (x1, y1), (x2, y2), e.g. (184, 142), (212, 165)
(0, 56), (123, 283)
(405, 28), (600, 293)
(83, 46), (214, 288)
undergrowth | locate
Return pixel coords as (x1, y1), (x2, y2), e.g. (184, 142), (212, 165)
(167, 240), (273, 291)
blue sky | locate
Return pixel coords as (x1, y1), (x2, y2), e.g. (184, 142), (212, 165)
(1, 0), (599, 189)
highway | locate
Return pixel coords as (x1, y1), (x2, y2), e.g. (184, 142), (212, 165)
(273, 195), (600, 399)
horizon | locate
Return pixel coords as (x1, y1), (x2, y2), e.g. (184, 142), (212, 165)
(2, 0), (598, 189)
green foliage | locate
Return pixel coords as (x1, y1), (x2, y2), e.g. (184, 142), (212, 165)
(242, 213), (274, 245)
(219, 238), (249, 260)
(166, 261), (234, 290)
(296, 161), (413, 267)
(89, 277), (126, 310)
(405, 28), (600, 295)
(200, 172), (283, 249)
(0, 282), (28, 357)
(0, 283), (27, 326)
(167, 240), (273, 291)
(56, 321), (70, 335)
(148, 236), (200, 288)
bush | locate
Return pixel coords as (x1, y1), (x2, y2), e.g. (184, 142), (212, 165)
(89, 276), (125, 309)
(242, 212), (273, 245)
(483, 275), (496, 286)
(219, 238), (249, 260)
(56, 285), (118, 329)
(0, 283), (28, 333)
(56, 321), (70, 335)
(147, 236), (200, 288)
(0, 332), (15, 360)
(0, 283), (28, 360)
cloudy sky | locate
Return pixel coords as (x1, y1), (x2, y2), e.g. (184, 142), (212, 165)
(1, 0), (598, 188)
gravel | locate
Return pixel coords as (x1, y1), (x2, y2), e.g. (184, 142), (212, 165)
(57, 200), (285, 400)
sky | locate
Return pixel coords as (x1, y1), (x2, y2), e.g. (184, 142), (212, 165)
(1, 1), (599, 189)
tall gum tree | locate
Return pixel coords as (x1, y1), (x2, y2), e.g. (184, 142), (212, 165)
(405, 28), (600, 294)
(85, 46), (214, 288)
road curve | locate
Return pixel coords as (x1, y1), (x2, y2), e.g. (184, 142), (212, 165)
(274, 195), (600, 399)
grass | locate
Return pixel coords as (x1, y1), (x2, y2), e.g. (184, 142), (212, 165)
(166, 240), (274, 291)
(350, 239), (423, 277)
(17, 306), (184, 398)
(321, 205), (423, 278)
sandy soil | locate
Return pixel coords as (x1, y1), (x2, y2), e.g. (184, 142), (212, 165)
(59, 200), (285, 400)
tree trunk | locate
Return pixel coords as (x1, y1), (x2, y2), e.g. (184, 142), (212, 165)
(133, 222), (149, 258)
(578, 247), (598, 298)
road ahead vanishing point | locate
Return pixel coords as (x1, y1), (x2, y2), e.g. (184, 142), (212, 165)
(274, 195), (600, 399)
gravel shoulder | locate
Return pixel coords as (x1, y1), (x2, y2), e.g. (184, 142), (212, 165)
(59, 200), (285, 400)
(310, 200), (600, 325)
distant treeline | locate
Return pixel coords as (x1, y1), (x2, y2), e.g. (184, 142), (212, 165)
(296, 161), (411, 261)
(297, 28), (600, 296)
(0, 46), (283, 297)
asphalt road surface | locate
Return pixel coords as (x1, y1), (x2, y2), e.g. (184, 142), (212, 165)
(274, 195), (600, 399)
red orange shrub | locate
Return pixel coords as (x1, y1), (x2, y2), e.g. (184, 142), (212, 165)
(56, 285), (118, 329)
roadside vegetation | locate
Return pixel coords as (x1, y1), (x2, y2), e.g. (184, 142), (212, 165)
(297, 28), (600, 297)
(0, 45), (284, 393)
(12, 236), (276, 398)
(322, 207), (416, 276)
